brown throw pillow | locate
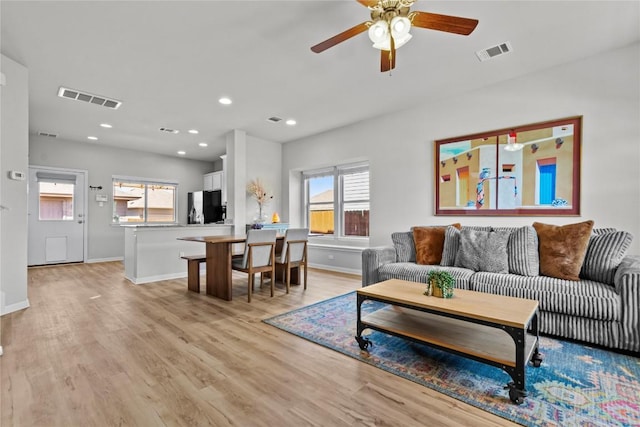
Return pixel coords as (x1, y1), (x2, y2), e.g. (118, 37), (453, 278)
(532, 220), (594, 281)
(413, 224), (461, 265)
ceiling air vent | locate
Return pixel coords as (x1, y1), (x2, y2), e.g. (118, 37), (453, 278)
(267, 116), (283, 123)
(476, 41), (513, 62)
(38, 131), (57, 138)
(57, 86), (122, 109)
(159, 127), (179, 134)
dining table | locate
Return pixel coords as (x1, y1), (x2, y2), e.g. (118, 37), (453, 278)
(179, 234), (297, 301)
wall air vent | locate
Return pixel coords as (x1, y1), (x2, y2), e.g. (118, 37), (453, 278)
(38, 131), (58, 138)
(476, 41), (513, 62)
(159, 127), (179, 134)
(267, 116), (283, 123)
(57, 86), (122, 109)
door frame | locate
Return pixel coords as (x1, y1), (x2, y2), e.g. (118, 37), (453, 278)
(28, 165), (89, 263)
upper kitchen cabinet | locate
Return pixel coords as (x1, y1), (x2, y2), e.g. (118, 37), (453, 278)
(204, 171), (223, 191)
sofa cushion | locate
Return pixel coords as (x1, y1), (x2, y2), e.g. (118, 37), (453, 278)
(391, 231), (415, 263)
(441, 226), (493, 267)
(378, 262), (474, 290)
(454, 228), (510, 273)
(533, 220), (594, 281)
(470, 272), (621, 322)
(507, 226), (540, 276)
(580, 230), (633, 285)
(413, 224), (460, 265)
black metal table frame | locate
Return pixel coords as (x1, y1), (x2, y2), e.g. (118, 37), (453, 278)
(355, 293), (543, 404)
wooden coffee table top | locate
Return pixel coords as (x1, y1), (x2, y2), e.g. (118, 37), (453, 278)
(357, 279), (538, 329)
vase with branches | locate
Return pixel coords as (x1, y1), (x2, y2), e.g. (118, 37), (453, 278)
(247, 178), (273, 227)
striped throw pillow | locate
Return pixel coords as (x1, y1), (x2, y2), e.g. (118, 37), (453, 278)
(580, 231), (633, 285)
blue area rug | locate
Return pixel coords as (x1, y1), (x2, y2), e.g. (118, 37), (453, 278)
(264, 292), (640, 427)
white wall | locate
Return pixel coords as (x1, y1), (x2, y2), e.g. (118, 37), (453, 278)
(29, 137), (215, 261)
(283, 43), (640, 255)
(246, 135), (282, 224)
(0, 54), (29, 315)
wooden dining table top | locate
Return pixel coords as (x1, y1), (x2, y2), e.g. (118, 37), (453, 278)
(178, 234), (285, 244)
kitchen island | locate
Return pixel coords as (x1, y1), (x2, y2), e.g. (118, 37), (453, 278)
(123, 224), (233, 284)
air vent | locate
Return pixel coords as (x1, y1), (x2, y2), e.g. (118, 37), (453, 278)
(267, 116), (283, 123)
(57, 86), (122, 109)
(38, 131), (58, 138)
(476, 41), (512, 62)
(159, 127), (179, 134)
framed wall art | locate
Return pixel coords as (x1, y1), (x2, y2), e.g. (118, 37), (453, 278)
(435, 116), (582, 216)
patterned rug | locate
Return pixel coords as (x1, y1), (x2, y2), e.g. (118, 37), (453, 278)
(264, 292), (640, 427)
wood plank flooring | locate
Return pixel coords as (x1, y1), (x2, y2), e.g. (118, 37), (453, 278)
(1, 262), (518, 426)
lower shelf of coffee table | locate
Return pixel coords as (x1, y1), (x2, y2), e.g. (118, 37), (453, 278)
(362, 305), (538, 368)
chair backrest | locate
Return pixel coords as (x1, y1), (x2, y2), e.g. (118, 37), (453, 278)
(242, 229), (277, 269)
(278, 228), (309, 263)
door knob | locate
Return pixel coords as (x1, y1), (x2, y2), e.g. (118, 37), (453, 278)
(78, 220), (84, 224)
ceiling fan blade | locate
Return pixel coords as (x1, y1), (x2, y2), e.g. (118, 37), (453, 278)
(411, 11), (479, 36)
(356, 0), (379, 7)
(311, 22), (370, 53)
(381, 36), (396, 72)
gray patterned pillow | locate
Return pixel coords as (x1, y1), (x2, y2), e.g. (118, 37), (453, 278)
(580, 231), (633, 285)
(391, 231), (415, 263)
(507, 226), (540, 276)
(440, 226), (460, 266)
(454, 229), (510, 273)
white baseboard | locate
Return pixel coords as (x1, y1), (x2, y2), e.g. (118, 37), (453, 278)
(308, 263), (361, 276)
(125, 272), (188, 285)
(86, 257), (124, 264)
(1, 298), (30, 316)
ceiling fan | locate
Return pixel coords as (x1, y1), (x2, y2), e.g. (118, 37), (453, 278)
(311, 0), (479, 72)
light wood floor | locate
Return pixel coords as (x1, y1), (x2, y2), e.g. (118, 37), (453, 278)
(1, 262), (518, 426)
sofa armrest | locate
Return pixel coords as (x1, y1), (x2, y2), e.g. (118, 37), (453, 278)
(614, 255), (640, 352)
(362, 246), (397, 287)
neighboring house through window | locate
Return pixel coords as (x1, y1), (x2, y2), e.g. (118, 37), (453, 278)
(303, 163), (369, 238)
(112, 176), (178, 224)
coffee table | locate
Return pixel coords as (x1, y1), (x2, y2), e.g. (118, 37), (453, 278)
(355, 279), (543, 404)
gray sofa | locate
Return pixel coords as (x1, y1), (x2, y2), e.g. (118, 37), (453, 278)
(362, 225), (640, 353)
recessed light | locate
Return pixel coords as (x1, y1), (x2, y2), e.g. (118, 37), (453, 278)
(177, 151), (186, 155)
(100, 123), (112, 128)
(218, 97), (232, 105)
(87, 136), (98, 141)
(198, 142), (208, 147)
(285, 119), (297, 126)
(188, 129), (199, 134)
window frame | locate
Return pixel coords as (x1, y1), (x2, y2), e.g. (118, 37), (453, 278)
(303, 162), (370, 239)
(112, 175), (179, 225)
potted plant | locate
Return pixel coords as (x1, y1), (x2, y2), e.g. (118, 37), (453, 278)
(425, 270), (455, 298)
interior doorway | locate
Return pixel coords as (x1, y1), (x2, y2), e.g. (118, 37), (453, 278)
(28, 166), (87, 266)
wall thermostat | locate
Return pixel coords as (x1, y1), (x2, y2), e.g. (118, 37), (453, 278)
(8, 171), (25, 181)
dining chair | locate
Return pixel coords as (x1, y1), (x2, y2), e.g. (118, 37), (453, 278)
(231, 229), (277, 302)
(275, 228), (309, 294)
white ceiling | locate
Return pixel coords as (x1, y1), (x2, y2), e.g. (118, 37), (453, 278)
(2, 1), (639, 162)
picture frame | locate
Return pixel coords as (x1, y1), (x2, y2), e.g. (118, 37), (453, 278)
(435, 116), (582, 216)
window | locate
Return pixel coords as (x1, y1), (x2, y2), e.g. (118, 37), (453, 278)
(303, 163), (369, 237)
(36, 172), (77, 221)
(112, 176), (178, 224)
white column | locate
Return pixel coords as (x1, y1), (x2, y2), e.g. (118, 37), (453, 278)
(225, 130), (247, 235)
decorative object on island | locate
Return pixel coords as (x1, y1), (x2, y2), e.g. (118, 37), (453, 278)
(425, 270), (455, 298)
(247, 178), (273, 227)
(271, 212), (280, 223)
(435, 116), (582, 216)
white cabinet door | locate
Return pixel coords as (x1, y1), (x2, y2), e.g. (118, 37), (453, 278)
(204, 173), (214, 191)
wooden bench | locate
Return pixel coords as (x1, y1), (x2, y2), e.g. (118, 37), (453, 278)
(181, 255), (206, 292)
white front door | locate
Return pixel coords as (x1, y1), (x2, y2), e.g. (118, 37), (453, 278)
(28, 167), (86, 266)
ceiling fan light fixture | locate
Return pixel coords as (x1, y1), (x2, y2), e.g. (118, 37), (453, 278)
(368, 20), (389, 44)
(373, 33), (412, 50)
(391, 16), (411, 38)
